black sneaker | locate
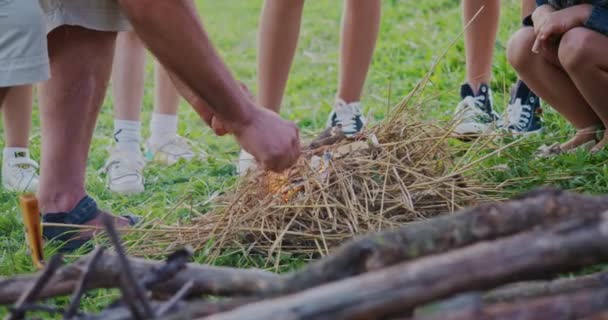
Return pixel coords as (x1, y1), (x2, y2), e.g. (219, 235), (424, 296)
(505, 80), (543, 135)
(326, 99), (366, 137)
(453, 83), (500, 137)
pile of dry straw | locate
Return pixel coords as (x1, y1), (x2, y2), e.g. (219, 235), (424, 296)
(129, 76), (512, 262)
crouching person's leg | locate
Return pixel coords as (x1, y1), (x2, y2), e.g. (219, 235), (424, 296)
(558, 27), (608, 152)
(507, 27), (602, 151)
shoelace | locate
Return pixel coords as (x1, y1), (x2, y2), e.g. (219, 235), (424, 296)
(7, 157), (38, 179)
(454, 95), (489, 122)
(334, 101), (362, 133)
(506, 98), (532, 130)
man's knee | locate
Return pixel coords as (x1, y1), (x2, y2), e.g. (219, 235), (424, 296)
(558, 27), (596, 72)
(507, 27), (536, 72)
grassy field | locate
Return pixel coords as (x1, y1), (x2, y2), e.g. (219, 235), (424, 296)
(1, 0), (608, 316)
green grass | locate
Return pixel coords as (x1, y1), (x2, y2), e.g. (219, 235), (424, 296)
(1, 0), (607, 317)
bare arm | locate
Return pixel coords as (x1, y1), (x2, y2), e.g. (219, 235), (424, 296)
(118, 0), (253, 135)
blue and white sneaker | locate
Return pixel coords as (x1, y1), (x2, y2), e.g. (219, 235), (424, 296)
(505, 80), (542, 135)
(326, 99), (366, 137)
(453, 83), (500, 138)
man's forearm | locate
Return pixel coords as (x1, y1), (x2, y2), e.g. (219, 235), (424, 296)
(118, 0), (254, 133)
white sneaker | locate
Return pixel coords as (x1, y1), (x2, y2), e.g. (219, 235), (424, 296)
(145, 136), (201, 166)
(326, 99), (366, 137)
(2, 155), (39, 192)
(104, 148), (145, 195)
(237, 149), (256, 176)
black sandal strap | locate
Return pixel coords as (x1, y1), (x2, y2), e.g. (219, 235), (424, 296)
(42, 196), (99, 245)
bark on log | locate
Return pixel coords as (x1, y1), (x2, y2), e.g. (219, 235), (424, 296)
(0, 251), (281, 305)
(200, 213), (608, 320)
(276, 189), (608, 294)
(484, 270), (608, 303)
(415, 286), (608, 320)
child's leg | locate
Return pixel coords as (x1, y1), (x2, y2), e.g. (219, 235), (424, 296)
(147, 62), (197, 165)
(111, 31), (145, 152)
(257, 0), (305, 112)
(508, 28), (602, 148)
(463, 0), (500, 91)
(1, 85), (39, 192)
(558, 28), (608, 151)
(107, 31), (146, 195)
(2, 85), (33, 148)
(337, 0), (381, 103)
(149, 63), (180, 146)
(521, 0), (536, 17)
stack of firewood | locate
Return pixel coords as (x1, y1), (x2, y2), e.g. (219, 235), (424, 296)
(3, 188), (608, 320)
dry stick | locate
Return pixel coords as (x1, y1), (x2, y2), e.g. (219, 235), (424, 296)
(274, 188), (608, 295)
(415, 286), (608, 320)
(140, 247), (193, 291)
(0, 250), (281, 305)
(63, 247), (105, 320)
(7, 255), (63, 320)
(201, 213), (608, 320)
(156, 281), (194, 317)
(102, 214), (154, 320)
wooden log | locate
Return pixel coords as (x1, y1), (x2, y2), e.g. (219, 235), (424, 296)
(415, 286), (608, 320)
(485, 270), (608, 303)
(276, 189), (608, 294)
(0, 251), (281, 305)
(200, 213), (608, 320)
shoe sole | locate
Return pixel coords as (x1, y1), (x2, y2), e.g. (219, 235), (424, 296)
(110, 183), (145, 195)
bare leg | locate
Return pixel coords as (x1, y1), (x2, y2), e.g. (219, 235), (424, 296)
(154, 63), (180, 115)
(463, 0), (500, 92)
(521, 0), (536, 18)
(38, 26), (129, 227)
(337, 0), (381, 103)
(558, 28), (608, 152)
(2, 85), (33, 148)
(508, 27), (602, 149)
(112, 31), (146, 121)
(256, 0), (304, 112)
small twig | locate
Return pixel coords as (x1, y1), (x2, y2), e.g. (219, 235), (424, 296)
(156, 281), (194, 317)
(63, 247), (105, 319)
(102, 214), (154, 320)
(7, 255), (63, 320)
(141, 247), (193, 291)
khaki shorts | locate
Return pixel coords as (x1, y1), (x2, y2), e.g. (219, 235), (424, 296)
(0, 0), (130, 87)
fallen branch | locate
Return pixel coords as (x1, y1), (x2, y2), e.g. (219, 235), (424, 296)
(0, 251), (281, 305)
(276, 189), (608, 294)
(7, 255), (63, 320)
(201, 213), (608, 320)
(415, 286), (608, 320)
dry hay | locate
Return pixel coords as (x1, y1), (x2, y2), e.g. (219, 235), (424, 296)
(129, 78), (514, 262)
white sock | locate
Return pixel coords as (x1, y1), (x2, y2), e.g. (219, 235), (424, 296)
(149, 113), (178, 147)
(113, 119), (141, 153)
(3, 147), (29, 161)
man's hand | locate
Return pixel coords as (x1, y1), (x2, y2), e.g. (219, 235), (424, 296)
(234, 107), (301, 173)
(532, 4), (593, 53)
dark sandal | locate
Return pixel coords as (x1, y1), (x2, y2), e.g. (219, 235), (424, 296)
(42, 196), (140, 252)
